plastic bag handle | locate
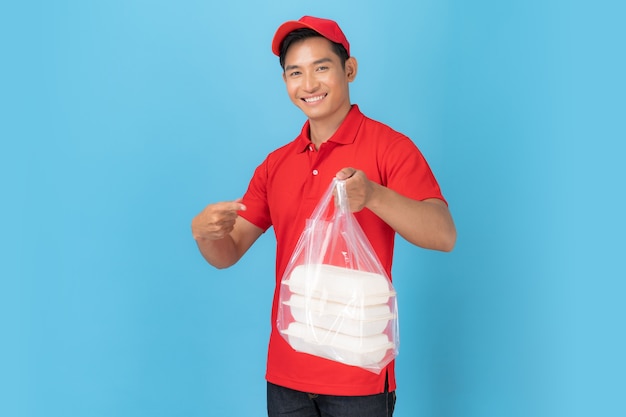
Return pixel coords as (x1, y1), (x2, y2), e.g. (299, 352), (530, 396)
(333, 178), (350, 216)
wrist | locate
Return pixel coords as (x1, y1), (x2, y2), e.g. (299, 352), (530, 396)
(366, 182), (385, 211)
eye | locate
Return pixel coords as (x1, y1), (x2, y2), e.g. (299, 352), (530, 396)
(316, 65), (329, 72)
(288, 70), (301, 77)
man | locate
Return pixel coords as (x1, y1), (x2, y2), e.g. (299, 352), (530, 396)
(191, 16), (456, 417)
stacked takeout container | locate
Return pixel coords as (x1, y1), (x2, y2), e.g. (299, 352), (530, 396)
(280, 263), (397, 369)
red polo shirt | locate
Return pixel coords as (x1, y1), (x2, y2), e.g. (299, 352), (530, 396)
(239, 105), (445, 395)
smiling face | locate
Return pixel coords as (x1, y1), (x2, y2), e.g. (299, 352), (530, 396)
(282, 36), (357, 131)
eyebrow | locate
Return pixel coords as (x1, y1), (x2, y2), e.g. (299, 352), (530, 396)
(285, 57), (334, 72)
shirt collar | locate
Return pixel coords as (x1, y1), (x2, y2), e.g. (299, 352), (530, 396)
(295, 105), (364, 153)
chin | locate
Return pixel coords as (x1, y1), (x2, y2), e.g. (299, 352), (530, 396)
(298, 106), (330, 120)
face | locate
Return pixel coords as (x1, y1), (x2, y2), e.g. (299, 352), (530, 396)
(282, 36), (357, 125)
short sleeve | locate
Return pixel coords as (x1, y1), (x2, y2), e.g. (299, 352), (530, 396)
(239, 158), (273, 232)
(381, 134), (446, 205)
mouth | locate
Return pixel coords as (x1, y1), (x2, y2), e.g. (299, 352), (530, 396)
(301, 93), (327, 104)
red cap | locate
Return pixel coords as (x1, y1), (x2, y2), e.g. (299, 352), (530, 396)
(271, 16), (350, 57)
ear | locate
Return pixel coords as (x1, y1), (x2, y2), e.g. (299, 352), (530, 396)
(345, 57), (358, 82)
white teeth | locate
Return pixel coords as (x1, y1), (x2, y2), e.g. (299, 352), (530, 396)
(304, 94), (325, 103)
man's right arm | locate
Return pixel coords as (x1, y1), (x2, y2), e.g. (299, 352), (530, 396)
(191, 199), (264, 269)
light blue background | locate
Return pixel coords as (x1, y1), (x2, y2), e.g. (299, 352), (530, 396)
(1, 0), (624, 416)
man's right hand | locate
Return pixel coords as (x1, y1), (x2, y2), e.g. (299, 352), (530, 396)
(191, 198), (246, 241)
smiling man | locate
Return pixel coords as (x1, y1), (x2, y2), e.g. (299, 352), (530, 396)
(279, 31), (356, 146)
(191, 16), (456, 417)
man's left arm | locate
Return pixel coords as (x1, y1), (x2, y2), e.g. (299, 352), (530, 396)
(337, 168), (457, 252)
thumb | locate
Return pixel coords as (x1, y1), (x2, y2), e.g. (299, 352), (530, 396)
(335, 167), (356, 180)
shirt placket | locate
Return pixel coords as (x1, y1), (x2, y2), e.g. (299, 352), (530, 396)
(305, 142), (334, 199)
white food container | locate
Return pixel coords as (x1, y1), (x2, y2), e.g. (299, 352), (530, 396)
(282, 264), (395, 305)
(284, 294), (395, 337)
(282, 322), (395, 368)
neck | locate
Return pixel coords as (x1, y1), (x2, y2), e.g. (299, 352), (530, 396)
(309, 105), (352, 148)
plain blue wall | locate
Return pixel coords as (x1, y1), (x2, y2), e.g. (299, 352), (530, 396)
(1, 0), (624, 416)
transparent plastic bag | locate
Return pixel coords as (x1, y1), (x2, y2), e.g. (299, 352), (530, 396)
(277, 178), (399, 374)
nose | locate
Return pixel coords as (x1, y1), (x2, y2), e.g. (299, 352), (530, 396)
(303, 71), (319, 92)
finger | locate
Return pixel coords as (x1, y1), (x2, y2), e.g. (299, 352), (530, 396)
(215, 199), (246, 213)
(231, 197), (247, 211)
(335, 167), (356, 180)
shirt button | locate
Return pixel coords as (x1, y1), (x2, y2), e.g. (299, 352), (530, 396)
(312, 169), (319, 176)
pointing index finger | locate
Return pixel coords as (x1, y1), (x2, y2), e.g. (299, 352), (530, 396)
(232, 197), (246, 211)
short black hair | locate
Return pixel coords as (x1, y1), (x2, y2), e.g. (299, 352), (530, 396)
(279, 28), (350, 70)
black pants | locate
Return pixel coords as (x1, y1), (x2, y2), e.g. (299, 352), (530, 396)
(267, 378), (395, 417)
